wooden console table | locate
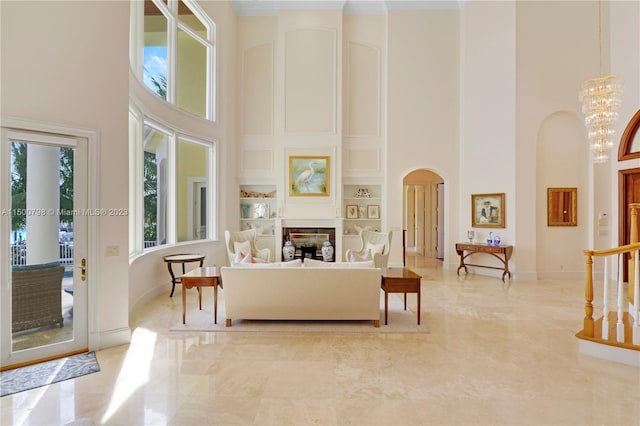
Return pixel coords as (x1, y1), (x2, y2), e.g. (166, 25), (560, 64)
(455, 243), (513, 282)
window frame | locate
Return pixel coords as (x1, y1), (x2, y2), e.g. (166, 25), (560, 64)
(128, 109), (217, 256)
(130, 0), (216, 122)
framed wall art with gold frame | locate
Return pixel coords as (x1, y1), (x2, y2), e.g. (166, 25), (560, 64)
(289, 156), (330, 196)
(547, 187), (577, 226)
(471, 193), (505, 228)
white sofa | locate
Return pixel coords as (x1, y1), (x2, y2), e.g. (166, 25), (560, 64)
(220, 265), (382, 327)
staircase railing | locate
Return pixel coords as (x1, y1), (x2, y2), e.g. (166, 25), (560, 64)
(583, 243), (640, 346)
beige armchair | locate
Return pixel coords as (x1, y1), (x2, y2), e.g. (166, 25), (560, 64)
(225, 229), (271, 264)
(345, 230), (392, 268)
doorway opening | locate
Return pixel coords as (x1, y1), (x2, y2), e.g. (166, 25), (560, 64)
(403, 169), (444, 266)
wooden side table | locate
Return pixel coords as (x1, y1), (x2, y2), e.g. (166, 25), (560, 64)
(181, 266), (222, 324)
(455, 243), (513, 282)
(163, 253), (205, 297)
(381, 267), (422, 325)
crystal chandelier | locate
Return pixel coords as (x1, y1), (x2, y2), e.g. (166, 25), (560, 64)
(578, 0), (623, 163)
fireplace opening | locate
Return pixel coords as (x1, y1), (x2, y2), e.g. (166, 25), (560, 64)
(282, 227), (336, 261)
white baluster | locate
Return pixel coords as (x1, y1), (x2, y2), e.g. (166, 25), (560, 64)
(617, 254), (625, 343)
(634, 250), (640, 345)
(602, 256), (609, 339)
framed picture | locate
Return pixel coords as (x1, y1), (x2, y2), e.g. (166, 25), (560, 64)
(547, 187), (577, 226)
(289, 156), (330, 196)
(367, 205), (380, 219)
(346, 205), (358, 219)
(252, 203), (269, 219)
(471, 193), (505, 228)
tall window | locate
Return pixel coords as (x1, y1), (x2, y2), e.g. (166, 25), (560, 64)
(129, 113), (216, 255)
(129, 2), (217, 256)
(143, 125), (169, 248)
(138, 0), (215, 120)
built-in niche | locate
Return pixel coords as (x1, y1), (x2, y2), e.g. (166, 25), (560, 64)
(282, 227), (335, 261)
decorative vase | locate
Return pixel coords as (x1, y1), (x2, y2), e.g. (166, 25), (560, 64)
(467, 230), (475, 244)
(282, 240), (295, 261)
(321, 241), (334, 262)
(493, 235), (501, 246)
(240, 204), (250, 218)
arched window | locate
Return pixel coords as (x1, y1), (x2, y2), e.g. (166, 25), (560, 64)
(617, 109), (640, 161)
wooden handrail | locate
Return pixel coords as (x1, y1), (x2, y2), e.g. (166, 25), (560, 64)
(584, 242), (640, 257)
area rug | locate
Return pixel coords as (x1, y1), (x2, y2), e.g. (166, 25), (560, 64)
(0, 351), (100, 397)
(171, 292), (428, 333)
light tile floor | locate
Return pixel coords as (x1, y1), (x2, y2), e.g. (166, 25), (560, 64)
(2, 254), (639, 425)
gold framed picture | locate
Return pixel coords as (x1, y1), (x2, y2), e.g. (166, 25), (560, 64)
(289, 156), (329, 196)
(471, 193), (505, 228)
(547, 187), (577, 226)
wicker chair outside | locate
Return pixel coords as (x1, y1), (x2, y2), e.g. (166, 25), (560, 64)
(12, 262), (65, 332)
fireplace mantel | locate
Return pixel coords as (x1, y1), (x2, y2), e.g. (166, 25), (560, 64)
(280, 218), (340, 228)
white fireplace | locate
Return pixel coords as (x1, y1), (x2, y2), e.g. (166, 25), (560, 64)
(277, 218), (342, 262)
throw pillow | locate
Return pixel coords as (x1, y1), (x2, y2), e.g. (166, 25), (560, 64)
(348, 249), (372, 262)
(365, 242), (385, 256)
(231, 261), (279, 268)
(280, 259), (303, 267)
(334, 260), (375, 268)
(234, 240), (252, 258)
(239, 252), (255, 263)
(303, 258), (335, 268)
(233, 251), (244, 264)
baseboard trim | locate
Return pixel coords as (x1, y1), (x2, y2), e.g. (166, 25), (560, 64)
(90, 327), (131, 350)
(578, 339), (640, 367)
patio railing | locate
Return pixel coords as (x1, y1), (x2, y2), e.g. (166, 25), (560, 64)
(10, 244), (74, 266)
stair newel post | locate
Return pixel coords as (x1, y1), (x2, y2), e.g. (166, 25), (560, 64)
(584, 250), (594, 337)
(602, 256), (609, 339)
(634, 249), (640, 345)
(629, 203), (640, 306)
(617, 253), (625, 343)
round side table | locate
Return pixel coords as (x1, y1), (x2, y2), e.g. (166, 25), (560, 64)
(163, 253), (205, 297)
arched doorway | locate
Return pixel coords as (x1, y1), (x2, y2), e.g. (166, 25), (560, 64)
(403, 169), (444, 265)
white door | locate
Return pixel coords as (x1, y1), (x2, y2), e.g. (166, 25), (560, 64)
(1, 128), (88, 368)
(415, 185), (425, 255)
(437, 183), (445, 259)
(406, 185), (416, 248)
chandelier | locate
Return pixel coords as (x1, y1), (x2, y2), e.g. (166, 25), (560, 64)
(578, 0), (623, 163)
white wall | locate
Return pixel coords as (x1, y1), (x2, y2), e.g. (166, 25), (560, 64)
(460, 1), (516, 276)
(387, 9), (460, 267)
(515, 0), (640, 279)
(1, 0), (131, 348)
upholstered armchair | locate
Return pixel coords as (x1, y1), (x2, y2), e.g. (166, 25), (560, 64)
(345, 230), (392, 268)
(224, 229), (271, 264)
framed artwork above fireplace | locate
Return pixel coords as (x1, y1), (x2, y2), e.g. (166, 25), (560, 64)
(289, 155), (330, 196)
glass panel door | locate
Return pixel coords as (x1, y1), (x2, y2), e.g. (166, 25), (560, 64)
(1, 129), (88, 367)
